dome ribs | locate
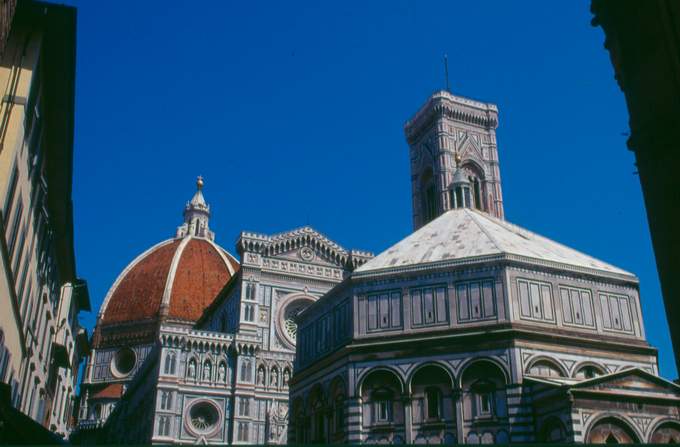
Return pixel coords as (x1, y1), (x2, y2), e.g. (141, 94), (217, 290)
(169, 239), (232, 322)
(99, 238), (238, 334)
(101, 240), (181, 325)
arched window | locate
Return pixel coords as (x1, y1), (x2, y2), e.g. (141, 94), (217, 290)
(164, 351), (176, 375)
(461, 360), (508, 421)
(528, 360), (565, 378)
(420, 168), (437, 223)
(651, 422), (680, 444)
(587, 417), (640, 444)
(410, 364), (453, 424)
(240, 358), (252, 382)
(575, 365), (604, 380)
(360, 369), (404, 427)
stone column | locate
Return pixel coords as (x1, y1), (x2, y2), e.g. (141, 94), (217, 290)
(345, 396), (363, 444)
(402, 394), (413, 443)
(454, 389), (465, 444)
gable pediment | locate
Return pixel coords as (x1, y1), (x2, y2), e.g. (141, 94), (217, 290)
(238, 226), (372, 271)
(572, 368), (680, 399)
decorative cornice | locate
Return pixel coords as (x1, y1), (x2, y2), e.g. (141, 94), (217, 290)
(237, 226), (372, 271)
(404, 90), (499, 144)
(352, 252), (639, 285)
(159, 324), (262, 354)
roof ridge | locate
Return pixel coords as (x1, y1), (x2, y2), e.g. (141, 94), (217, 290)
(469, 209), (633, 276)
(465, 209), (504, 252)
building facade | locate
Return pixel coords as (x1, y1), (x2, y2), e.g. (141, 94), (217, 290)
(0, 0), (89, 440)
(75, 179), (370, 444)
(289, 90), (680, 444)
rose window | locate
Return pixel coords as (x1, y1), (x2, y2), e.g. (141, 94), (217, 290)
(189, 402), (219, 433)
(279, 297), (314, 346)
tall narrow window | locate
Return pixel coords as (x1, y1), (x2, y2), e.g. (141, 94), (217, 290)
(378, 400), (389, 422)
(479, 391), (492, 415)
(420, 169), (436, 223)
(426, 387), (440, 420)
(426, 184), (436, 221)
(3, 166), (18, 226)
(472, 380), (495, 418)
(473, 178), (482, 210)
(372, 389), (392, 424)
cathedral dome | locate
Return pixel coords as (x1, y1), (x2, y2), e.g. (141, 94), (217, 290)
(98, 237), (238, 326)
(96, 177), (239, 334)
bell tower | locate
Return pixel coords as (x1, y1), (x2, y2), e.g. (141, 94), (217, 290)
(404, 90), (505, 229)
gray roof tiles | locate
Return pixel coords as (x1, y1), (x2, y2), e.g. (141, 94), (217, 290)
(355, 208), (634, 278)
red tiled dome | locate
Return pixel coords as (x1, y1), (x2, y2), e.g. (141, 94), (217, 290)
(99, 237), (239, 327)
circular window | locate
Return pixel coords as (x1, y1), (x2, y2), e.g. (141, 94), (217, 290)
(299, 247), (315, 262)
(278, 297), (314, 347)
(189, 401), (220, 433)
(111, 347), (136, 377)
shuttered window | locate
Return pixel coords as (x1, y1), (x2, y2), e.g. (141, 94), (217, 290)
(362, 291), (402, 333)
(457, 280), (497, 322)
(599, 292), (634, 333)
(411, 285), (448, 327)
(517, 279), (555, 323)
(559, 286), (595, 328)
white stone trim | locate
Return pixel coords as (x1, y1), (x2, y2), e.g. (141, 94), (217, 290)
(98, 239), (177, 319)
(160, 236), (193, 308)
(206, 238), (237, 276)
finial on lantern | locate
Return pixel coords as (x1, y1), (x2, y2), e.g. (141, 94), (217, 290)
(197, 175), (204, 190)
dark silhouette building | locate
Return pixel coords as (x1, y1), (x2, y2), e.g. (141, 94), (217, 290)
(592, 0), (680, 376)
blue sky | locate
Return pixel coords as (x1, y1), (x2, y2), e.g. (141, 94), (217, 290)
(65, 0), (677, 378)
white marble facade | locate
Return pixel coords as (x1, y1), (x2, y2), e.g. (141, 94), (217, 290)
(102, 227), (371, 444)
